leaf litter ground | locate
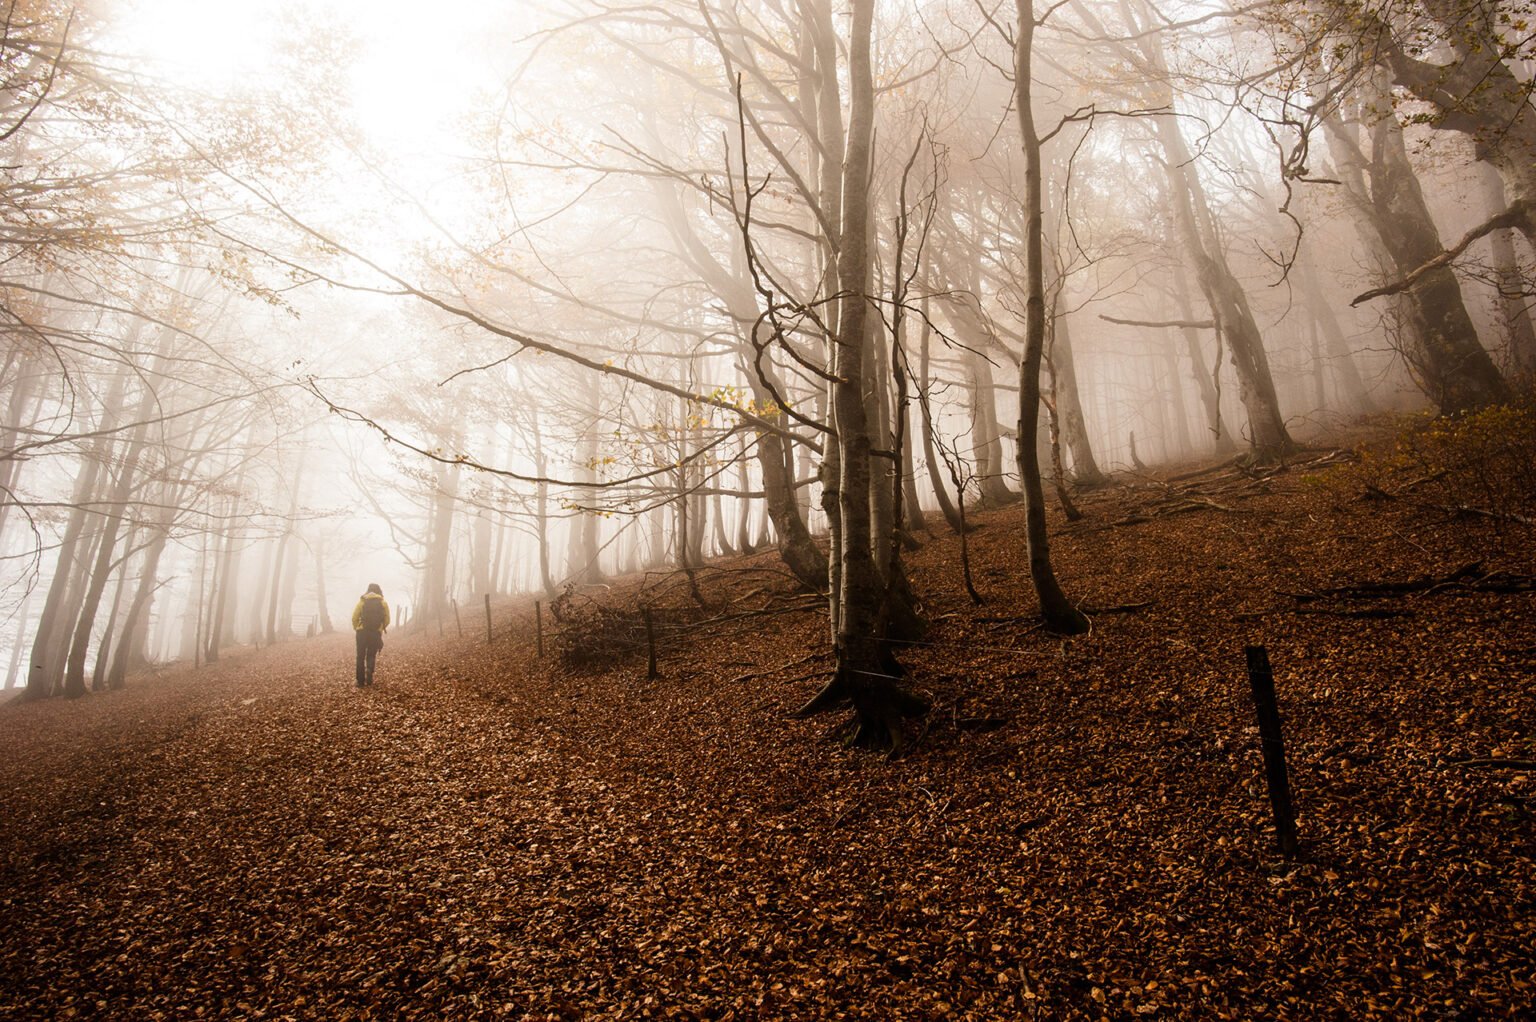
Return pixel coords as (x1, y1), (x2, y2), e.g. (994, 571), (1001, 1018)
(2, 440), (1532, 1020)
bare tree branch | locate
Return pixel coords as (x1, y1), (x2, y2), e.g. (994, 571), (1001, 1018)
(1351, 198), (1534, 307)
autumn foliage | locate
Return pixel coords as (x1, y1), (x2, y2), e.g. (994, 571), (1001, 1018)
(1339, 391), (1536, 544)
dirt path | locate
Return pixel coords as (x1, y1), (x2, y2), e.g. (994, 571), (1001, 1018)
(0, 633), (567, 1017)
(1, 620), (879, 1020)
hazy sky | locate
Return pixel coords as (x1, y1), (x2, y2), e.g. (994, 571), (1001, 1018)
(110, 0), (521, 148)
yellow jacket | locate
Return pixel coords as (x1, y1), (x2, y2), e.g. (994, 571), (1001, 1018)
(352, 593), (390, 632)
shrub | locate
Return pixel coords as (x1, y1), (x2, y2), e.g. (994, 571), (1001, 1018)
(1341, 393), (1536, 532)
(546, 585), (651, 670)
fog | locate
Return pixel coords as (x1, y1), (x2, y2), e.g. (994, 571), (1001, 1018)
(3, 0), (1532, 694)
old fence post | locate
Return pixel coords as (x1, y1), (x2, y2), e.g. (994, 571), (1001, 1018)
(484, 593), (492, 644)
(1245, 645), (1300, 857)
(452, 599), (463, 637)
(644, 607), (659, 680)
(535, 601), (544, 658)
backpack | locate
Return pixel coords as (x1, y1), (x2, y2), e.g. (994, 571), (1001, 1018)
(359, 596), (386, 631)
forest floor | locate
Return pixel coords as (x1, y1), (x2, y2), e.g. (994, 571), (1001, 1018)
(2, 421), (1534, 1021)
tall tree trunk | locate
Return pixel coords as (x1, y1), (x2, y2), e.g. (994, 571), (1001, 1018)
(0, 361), (42, 546)
(916, 299), (966, 533)
(808, 0), (847, 630)
(64, 391), (156, 698)
(868, 309), (896, 573)
(417, 445), (464, 620)
(685, 408), (707, 567)
(939, 266), (1020, 506)
(898, 354), (927, 538)
(1158, 114), (1294, 456)
(1296, 252), (1378, 413)
(796, 0), (926, 748)
(1013, 0), (1088, 633)
(736, 435), (756, 553)
(565, 436), (600, 587)
(1322, 94), (1506, 413)
(195, 535), (211, 667)
(471, 507), (493, 597)
(90, 530), (135, 692)
(1170, 259), (1235, 452)
(1048, 308), (1107, 485)
(963, 345), (1016, 506)
(264, 533), (293, 645)
(27, 477), (98, 697)
(204, 467), (246, 663)
(108, 515), (170, 690)
(674, 453), (692, 571)
(741, 324), (828, 589)
(244, 537), (273, 647)
(1307, 314), (1328, 414)
(275, 537), (300, 639)
(5, 591), (31, 689)
(26, 369), (127, 698)
(265, 451), (309, 645)
(532, 418), (556, 598)
(644, 504), (667, 570)
(314, 538), (334, 634)
(489, 487), (509, 595)
(711, 491), (736, 558)
(1158, 320), (1196, 459)
(1479, 164), (1536, 378)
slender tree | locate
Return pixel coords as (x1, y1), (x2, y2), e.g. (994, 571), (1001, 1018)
(1013, 0), (1090, 634)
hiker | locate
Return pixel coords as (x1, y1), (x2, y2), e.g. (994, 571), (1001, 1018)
(351, 583), (390, 687)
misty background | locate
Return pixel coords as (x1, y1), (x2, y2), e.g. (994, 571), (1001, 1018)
(3, 0), (1531, 693)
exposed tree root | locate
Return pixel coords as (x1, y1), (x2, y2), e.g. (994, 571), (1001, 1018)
(1448, 758), (1536, 770)
(794, 655), (929, 755)
(953, 715), (1010, 733)
(1449, 756), (1536, 765)
(1362, 484), (1534, 526)
(1285, 562), (1536, 608)
(1295, 607), (1415, 619)
(1111, 497), (1242, 527)
(1081, 601), (1155, 615)
(1288, 562), (1483, 601)
(1165, 456), (1244, 483)
(730, 650), (833, 685)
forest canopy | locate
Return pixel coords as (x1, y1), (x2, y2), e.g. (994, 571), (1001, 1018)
(1, 0), (1532, 726)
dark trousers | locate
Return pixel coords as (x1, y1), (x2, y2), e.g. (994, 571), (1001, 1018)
(355, 630), (383, 685)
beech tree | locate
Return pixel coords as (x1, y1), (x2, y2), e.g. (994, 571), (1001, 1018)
(1010, 0), (1091, 634)
(1254, 0), (1529, 408)
(1319, 83), (1507, 412)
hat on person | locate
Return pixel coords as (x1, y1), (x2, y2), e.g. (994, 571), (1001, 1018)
(366, 583), (383, 595)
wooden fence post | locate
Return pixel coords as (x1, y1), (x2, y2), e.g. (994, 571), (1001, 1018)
(452, 598), (463, 638)
(535, 601), (544, 658)
(484, 593), (492, 644)
(644, 607), (659, 680)
(1245, 645), (1300, 857)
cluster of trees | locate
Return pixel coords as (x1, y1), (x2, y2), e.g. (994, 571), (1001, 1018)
(0, 1), (345, 696)
(3, 0), (1531, 747)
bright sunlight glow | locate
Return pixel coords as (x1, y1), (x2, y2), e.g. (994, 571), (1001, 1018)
(109, 0), (522, 150)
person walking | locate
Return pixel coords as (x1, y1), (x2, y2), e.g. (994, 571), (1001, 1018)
(351, 583), (390, 687)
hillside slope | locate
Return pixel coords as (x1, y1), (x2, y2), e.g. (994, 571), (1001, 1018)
(2, 443), (1532, 1020)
